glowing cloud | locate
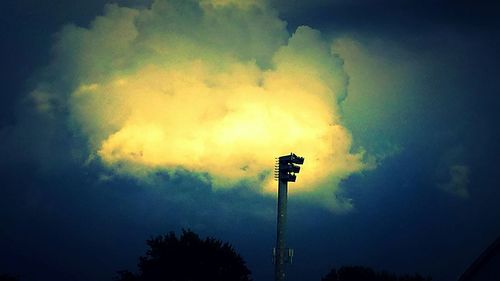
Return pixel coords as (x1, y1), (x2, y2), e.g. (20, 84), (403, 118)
(30, 0), (372, 211)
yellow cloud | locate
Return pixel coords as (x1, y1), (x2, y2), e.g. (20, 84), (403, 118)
(200, 0), (264, 9)
(32, 0), (372, 211)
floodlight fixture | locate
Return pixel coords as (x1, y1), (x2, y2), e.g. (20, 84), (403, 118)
(273, 153), (304, 281)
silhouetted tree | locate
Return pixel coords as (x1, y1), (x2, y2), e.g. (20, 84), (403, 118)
(115, 229), (252, 281)
(321, 266), (431, 281)
(0, 274), (19, 281)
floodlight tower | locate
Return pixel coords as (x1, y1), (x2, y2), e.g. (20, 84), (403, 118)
(273, 153), (304, 281)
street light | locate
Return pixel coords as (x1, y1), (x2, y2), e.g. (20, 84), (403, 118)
(273, 153), (304, 281)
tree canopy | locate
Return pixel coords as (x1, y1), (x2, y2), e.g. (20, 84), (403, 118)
(0, 274), (19, 281)
(115, 229), (252, 281)
(322, 266), (432, 281)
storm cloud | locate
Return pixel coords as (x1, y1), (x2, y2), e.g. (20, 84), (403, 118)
(25, 0), (373, 211)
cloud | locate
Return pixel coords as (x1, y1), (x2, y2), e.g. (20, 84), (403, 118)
(26, 0), (373, 211)
(435, 145), (470, 198)
(438, 164), (470, 198)
(330, 36), (416, 149)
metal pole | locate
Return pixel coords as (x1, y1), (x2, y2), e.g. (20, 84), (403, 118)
(275, 178), (288, 281)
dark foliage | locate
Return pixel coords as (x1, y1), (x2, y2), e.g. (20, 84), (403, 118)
(0, 274), (19, 281)
(321, 266), (432, 281)
(115, 229), (252, 281)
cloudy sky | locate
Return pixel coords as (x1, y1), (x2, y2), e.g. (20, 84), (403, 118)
(1, 0), (499, 280)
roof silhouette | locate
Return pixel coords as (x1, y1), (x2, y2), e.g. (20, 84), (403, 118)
(458, 236), (500, 281)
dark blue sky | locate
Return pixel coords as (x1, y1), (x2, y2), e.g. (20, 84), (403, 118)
(1, 1), (500, 281)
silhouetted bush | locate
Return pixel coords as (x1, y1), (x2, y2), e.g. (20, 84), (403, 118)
(115, 229), (252, 281)
(0, 274), (19, 281)
(321, 265), (431, 281)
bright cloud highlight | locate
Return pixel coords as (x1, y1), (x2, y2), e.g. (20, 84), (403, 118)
(30, 0), (373, 211)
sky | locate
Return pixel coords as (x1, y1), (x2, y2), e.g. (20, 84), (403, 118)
(1, 0), (499, 281)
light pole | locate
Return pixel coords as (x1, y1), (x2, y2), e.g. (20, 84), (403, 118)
(273, 153), (304, 281)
